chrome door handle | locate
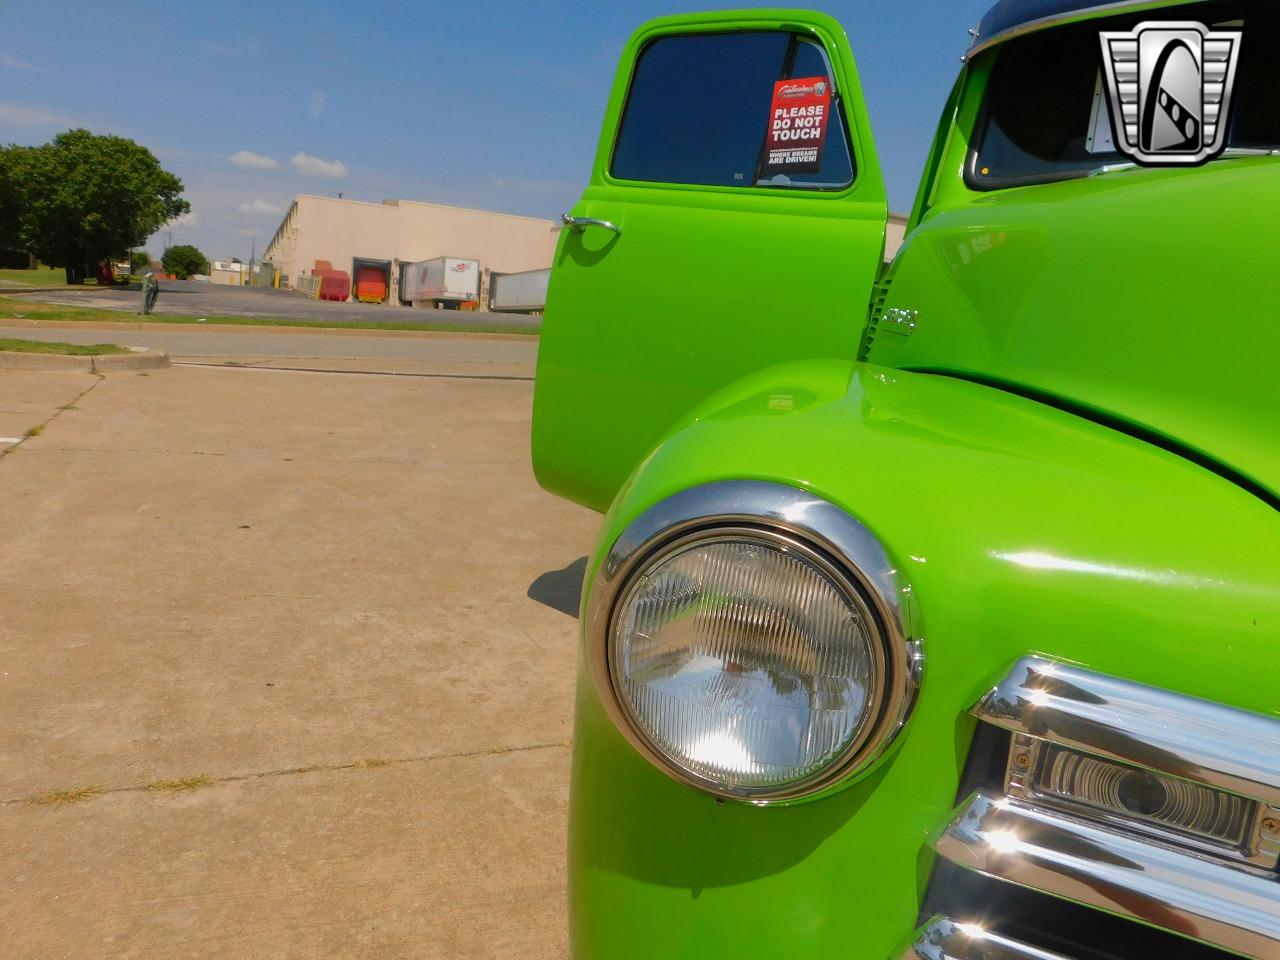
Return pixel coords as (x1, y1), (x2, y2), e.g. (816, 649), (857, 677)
(561, 213), (621, 236)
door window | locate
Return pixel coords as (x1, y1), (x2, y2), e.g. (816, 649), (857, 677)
(610, 31), (855, 190)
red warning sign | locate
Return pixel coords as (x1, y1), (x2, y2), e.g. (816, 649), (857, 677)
(762, 76), (831, 177)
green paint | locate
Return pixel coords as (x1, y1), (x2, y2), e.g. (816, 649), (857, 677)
(872, 56), (1280, 501)
(533, 10), (886, 511)
(532, 7), (1280, 959)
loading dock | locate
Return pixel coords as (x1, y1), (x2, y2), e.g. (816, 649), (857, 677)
(351, 257), (391, 304)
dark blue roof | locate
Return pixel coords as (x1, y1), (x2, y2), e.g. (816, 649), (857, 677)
(976, 0), (1102, 43)
(972, 1), (1190, 52)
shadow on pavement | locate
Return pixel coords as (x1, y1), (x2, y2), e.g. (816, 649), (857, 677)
(527, 556), (588, 618)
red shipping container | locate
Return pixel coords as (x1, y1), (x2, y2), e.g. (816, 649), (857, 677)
(312, 263), (350, 301)
(322, 273), (350, 301)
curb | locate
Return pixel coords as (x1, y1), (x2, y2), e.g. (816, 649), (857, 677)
(0, 351), (90, 371)
(0, 318), (538, 341)
(93, 349), (170, 371)
(0, 348), (170, 373)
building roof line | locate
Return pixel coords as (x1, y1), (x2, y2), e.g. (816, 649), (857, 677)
(293, 193), (558, 226)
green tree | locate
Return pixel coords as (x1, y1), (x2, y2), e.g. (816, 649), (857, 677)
(160, 244), (207, 279)
(0, 145), (29, 255)
(13, 129), (188, 284)
(129, 250), (152, 272)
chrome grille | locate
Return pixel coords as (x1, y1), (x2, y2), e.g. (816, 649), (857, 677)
(913, 657), (1280, 960)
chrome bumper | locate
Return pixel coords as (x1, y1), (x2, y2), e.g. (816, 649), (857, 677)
(936, 791), (1280, 958)
(900, 917), (1074, 960)
(914, 657), (1280, 960)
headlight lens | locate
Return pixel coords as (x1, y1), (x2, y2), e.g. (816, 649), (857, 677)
(609, 532), (885, 798)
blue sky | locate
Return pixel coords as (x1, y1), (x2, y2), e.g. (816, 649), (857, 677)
(0, 1), (990, 261)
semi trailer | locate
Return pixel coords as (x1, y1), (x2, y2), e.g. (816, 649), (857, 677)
(400, 256), (479, 308)
(488, 267), (550, 314)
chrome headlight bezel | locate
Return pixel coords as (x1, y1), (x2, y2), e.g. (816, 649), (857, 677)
(586, 480), (923, 803)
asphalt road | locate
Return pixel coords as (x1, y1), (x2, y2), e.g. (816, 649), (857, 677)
(12, 279), (541, 330)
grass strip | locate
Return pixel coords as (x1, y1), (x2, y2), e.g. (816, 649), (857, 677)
(0, 267), (71, 287)
(0, 336), (128, 355)
(0, 297), (539, 336)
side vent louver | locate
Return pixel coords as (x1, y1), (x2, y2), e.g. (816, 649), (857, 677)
(858, 263), (897, 361)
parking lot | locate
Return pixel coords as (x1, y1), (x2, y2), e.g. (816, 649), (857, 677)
(0, 358), (597, 958)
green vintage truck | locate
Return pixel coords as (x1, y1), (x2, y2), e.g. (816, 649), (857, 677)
(531, 1), (1279, 957)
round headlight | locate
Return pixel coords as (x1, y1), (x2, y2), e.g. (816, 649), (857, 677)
(609, 530), (885, 798)
(590, 482), (920, 802)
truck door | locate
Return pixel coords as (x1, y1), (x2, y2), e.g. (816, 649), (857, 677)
(533, 11), (889, 511)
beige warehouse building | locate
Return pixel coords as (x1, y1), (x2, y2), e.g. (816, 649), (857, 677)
(263, 195), (905, 305)
(263, 194), (559, 303)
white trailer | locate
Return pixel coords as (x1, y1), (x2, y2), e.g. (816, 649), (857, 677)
(489, 267), (551, 314)
(401, 256), (480, 307)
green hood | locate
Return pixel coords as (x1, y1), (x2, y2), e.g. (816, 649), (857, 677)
(868, 158), (1280, 505)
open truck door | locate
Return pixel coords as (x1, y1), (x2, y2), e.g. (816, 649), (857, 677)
(533, 10), (889, 511)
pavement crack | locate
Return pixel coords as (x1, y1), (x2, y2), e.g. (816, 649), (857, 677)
(171, 361), (534, 381)
(37, 447), (232, 457)
(1, 740), (571, 808)
(20, 447), (507, 467)
(0, 374), (103, 464)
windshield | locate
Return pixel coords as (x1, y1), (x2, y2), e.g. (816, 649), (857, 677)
(969, 1), (1280, 189)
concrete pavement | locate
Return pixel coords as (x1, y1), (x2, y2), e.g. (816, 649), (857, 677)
(0, 362), (597, 958)
(0, 369), (100, 447)
(0, 321), (539, 377)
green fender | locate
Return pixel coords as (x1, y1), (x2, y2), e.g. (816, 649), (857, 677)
(570, 359), (1280, 960)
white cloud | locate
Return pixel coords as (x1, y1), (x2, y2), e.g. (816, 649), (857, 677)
(0, 102), (77, 128)
(0, 53), (50, 74)
(309, 90), (327, 119)
(291, 152), (348, 178)
(228, 149), (279, 169)
(170, 211), (199, 228)
(238, 198), (282, 216)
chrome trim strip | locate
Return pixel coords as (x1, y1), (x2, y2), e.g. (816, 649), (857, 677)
(586, 480), (923, 803)
(972, 656), (1280, 806)
(967, 0), (1201, 58)
(900, 916), (1076, 960)
(935, 791), (1280, 960)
